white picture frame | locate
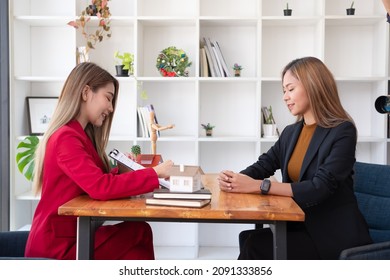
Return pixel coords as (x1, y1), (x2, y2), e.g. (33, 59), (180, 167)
(26, 97), (58, 135)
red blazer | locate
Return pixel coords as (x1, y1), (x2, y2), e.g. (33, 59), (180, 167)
(25, 120), (159, 259)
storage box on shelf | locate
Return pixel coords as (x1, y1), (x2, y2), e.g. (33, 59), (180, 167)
(10, 0), (388, 258)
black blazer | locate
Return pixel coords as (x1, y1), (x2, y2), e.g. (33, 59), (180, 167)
(241, 120), (372, 259)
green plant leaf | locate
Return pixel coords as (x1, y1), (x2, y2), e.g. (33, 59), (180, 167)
(16, 136), (40, 181)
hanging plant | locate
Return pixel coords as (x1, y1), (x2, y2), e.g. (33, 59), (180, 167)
(67, 0), (112, 51)
(16, 136), (40, 181)
(156, 46), (192, 77)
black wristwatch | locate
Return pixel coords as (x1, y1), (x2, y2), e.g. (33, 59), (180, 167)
(260, 179), (271, 195)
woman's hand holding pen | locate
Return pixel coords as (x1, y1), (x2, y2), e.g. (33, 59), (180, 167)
(218, 170), (261, 194)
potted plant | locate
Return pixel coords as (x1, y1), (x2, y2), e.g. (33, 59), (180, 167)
(346, 1), (355, 15)
(16, 136), (40, 181)
(233, 63), (243, 77)
(68, 0), (112, 56)
(284, 3), (292, 16)
(262, 106), (277, 138)
(131, 145), (141, 159)
(201, 123), (215, 136)
(114, 51), (134, 77)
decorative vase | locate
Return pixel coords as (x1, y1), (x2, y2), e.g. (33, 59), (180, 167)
(76, 46), (89, 64)
(346, 8), (355, 15)
(284, 9), (292, 16)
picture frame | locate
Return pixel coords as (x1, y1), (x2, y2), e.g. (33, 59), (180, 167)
(26, 97), (58, 135)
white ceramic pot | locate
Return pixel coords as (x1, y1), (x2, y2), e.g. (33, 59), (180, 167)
(263, 124), (277, 138)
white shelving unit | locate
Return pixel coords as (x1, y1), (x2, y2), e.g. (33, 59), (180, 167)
(9, 0), (389, 259)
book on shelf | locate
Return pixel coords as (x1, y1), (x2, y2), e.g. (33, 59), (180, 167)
(137, 104), (160, 138)
(202, 37), (231, 77)
(199, 47), (209, 77)
(137, 107), (147, 137)
(153, 188), (212, 200)
(261, 106), (277, 124)
(145, 197), (211, 208)
(211, 43), (224, 77)
(213, 40), (231, 77)
(203, 37), (221, 77)
(108, 148), (170, 189)
(202, 44), (215, 77)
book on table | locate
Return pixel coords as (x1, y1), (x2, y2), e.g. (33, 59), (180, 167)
(153, 188), (212, 199)
(145, 197), (211, 208)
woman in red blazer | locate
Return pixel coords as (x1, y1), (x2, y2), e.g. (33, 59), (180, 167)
(218, 57), (372, 259)
(25, 62), (173, 260)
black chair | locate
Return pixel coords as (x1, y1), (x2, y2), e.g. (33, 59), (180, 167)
(0, 231), (30, 259)
(339, 161), (390, 259)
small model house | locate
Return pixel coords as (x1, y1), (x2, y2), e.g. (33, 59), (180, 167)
(169, 165), (204, 192)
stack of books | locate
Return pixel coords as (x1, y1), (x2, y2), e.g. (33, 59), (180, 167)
(146, 188), (212, 208)
(137, 104), (160, 138)
(200, 37), (231, 77)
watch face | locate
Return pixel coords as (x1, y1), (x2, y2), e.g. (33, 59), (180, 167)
(261, 179), (271, 194)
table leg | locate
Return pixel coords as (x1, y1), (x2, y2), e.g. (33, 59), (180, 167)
(76, 216), (93, 260)
(269, 221), (287, 260)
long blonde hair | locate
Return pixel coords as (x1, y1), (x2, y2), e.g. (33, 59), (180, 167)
(282, 56), (354, 128)
(33, 62), (119, 194)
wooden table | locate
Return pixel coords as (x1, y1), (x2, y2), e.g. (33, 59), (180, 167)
(58, 174), (304, 260)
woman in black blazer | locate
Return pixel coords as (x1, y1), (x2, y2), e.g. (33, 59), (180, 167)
(218, 57), (372, 259)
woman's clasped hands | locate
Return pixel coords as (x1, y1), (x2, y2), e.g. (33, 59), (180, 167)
(218, 170), (261, 194)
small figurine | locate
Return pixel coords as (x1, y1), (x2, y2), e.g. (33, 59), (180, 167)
(150, 111), (174, 154)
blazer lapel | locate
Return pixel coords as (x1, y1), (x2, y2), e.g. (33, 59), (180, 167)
(299, 126), (330, 180)
(282, 121), (304, 182)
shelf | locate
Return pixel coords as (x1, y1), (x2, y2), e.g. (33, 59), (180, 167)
(15, 76), (66, 82)
(325, 15), (384, 25)
(262, 16), (320, 26)
(199, 136), (259, 142)
(15, 190), (40, 201)
(198, 77), (258, 82)
(14, 16), (74, 26)
(136, 136), (197, 142)
(199, 18), (258, 26)
(137, 18), (197, 26)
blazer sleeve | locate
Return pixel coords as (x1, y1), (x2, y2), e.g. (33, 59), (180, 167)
(239, 126), (292, 179)
(52, 130), (159, 200)
(291, 121), (357, 208)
